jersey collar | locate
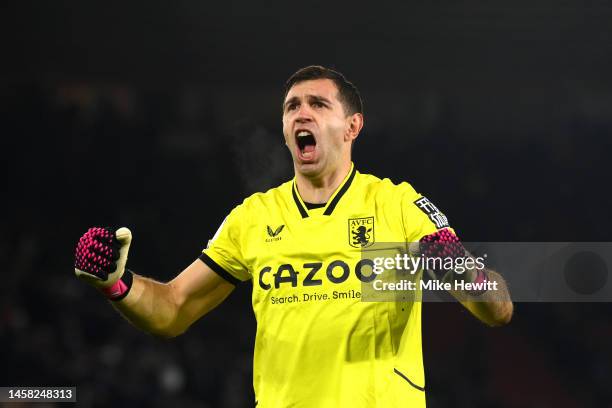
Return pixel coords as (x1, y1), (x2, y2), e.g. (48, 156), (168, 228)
(291, 163), (357, 218)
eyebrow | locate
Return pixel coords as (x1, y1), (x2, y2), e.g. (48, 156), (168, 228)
(309, 95), (332, 105)
(283, 94), (333, 110)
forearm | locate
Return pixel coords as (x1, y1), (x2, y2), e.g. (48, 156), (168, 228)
(111, 273), (182, 338)
(75, 229), (234, 338)
(451, 269), (513, 327)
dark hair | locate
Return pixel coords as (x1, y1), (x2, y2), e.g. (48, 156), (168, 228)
(283, 65), (363, 116)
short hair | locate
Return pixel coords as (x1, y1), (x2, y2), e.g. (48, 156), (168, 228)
(283, 65), (363, 116)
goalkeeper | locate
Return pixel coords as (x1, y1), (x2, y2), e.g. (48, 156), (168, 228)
(74, 65), (513, 407)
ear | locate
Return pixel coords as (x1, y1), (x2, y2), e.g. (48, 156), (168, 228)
(344, 113), (364, 142)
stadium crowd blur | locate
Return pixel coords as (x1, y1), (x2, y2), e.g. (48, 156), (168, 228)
(1, 80), (610, 408)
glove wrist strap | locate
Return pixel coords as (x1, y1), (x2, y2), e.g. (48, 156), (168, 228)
(101, 269), (134, 301)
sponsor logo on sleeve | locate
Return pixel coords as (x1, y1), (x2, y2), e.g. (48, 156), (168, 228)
(414, 197), (449, 229)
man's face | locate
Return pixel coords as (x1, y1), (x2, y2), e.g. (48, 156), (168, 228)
(282, 79), (358, 177)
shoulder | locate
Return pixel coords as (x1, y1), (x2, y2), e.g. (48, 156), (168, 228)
(230, 180), (293, 215)
(355, 171), (420, 200)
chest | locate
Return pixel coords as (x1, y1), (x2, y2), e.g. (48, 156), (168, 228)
(243, 207), (407, 297)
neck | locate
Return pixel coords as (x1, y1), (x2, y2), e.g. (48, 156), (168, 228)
(294, 161), (352, 204)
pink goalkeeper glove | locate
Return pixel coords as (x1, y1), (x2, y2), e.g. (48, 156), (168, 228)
(74, 227), (133, 300)
(417, 228), (487, 284)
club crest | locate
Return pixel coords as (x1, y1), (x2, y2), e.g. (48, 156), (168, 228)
(348, 217), (375, 248)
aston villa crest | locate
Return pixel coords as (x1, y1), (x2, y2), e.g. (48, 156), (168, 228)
(348, 217), (374, 248)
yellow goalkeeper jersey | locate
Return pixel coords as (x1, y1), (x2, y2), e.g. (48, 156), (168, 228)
(200, 163), (450, 408)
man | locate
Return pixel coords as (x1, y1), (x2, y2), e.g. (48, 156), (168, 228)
(74, 66), (513, 407)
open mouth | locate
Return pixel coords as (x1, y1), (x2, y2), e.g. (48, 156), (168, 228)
(296, 130), (316, 160)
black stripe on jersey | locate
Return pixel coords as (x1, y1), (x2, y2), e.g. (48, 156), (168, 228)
(199, 253), (242, 286)
(304, 202), (326, 210)
(393, 368), (425, 392)
(292, 182), (309, 218)
(323, 165), (357, 216)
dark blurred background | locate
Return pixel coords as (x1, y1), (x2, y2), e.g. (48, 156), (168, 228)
(1, 1), (612, 407)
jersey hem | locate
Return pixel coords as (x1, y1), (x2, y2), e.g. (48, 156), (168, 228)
(393, 368), (425, 392)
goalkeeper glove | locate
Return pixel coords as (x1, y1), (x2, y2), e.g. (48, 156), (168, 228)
(74, 227), (133, 300)
(416, 228), (488, 286)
